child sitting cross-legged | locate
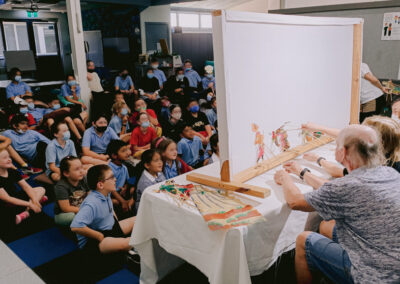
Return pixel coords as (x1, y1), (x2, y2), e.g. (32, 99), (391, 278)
(107, 140), (134, 214)
(54, 156), (89, 226)
(177, 123), (204, 169)
(0, 149), (46, 226)
(135, 149), (165, 211)
(153, 137), (192, 179)
(70, 164), (136, 254)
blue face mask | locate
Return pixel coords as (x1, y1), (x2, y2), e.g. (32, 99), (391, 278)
(17, 129), (26, 134)
(121, 108), (128, 116)
(185, 68), (192, 72)
(14, 75), (22, 82)
(206, 74), (213, 79)
(189, 105), (200, 113)
(68, 80), (76, 87)
(20, 107), (28, 114)
(52, 104), (61, 110)
(62, 131), (71, 141)
(207, 94), (213, 101)
(141, 121), (150, 128)
(177, 74), (185, 81)
(27, 102), (35, 110)
(147, 73), (154, 79)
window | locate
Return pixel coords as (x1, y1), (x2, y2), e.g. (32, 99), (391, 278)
(0, 28), (4, 58)
(179, 13), (199, 28)
(33, 22), (58, 56)
(171, 12), (177, 27)
(3, 22), (30, 51)
(200, 14), (212, 28)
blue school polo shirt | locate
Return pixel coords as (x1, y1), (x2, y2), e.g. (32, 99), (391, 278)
(163, 161), (181, 179)
(6, 82), (31, 99)
(82, 126), (119, 154)
(153, 69), (167, 88)
(115, 76), (134, 90)
(70, 190), (115, 249)
(201, 76), (215, 90)
(28, 108), (48, 124)
(109, 161), (129, 191)
(205, 108), (217, 127)
(177, 136), (203, 166)
(184, 70), (201, 88)
(61, 83), (81, 98)
(109, 115), (129, 135)
(45, 139), (77, 175)
(2, 129), (50, 161)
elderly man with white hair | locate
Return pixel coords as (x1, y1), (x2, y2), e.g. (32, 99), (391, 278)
(274, 124), (400, 284)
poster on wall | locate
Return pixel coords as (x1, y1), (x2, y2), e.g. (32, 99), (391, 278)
(382, 12), (400, 40)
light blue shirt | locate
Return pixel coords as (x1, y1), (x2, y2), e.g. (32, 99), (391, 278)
(6, 82), (31, 99)
(61, 83), (81, 98)
(109, 115), (129, 135)
(28, 108), (48, 124)
(82, 126), (119, 154)
(205, 108), (217, 127)
(136, 170), (165, 211)
(2, 129), (50, 161)
(109, 161), (129, 191)
(202, 76), (215, 90)
(184, 70), (201, 88)
(177, 136), (203, 166)
(153, 69), (167, 88)
(45, 139), (77, 176)
(164, 161), (181, 179)
(115, 76), (134, 90)
(70, 190), (115, 249)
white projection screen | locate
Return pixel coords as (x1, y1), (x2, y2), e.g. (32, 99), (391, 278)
(212, 11), (363, 181)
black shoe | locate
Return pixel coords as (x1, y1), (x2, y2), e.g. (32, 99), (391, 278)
(126, 249), (140, 265)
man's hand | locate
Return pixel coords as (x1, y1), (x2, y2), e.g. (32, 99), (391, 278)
(303, 152), (319, 163)
(274, 170), (292, 186)
(283, 161), (302, 176)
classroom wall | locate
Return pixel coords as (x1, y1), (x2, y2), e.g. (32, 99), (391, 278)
(298, 7), (400, 79)
(230, 0), (268, 12)
(0, 10), (72, 79)
(140, 5), (172, 53)
(284, 0), (390, 9)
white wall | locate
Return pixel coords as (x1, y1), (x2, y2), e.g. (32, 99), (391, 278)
(230, 0), (268, 12)
(284, 0), (390, 9)
(140, 5), (172, 54)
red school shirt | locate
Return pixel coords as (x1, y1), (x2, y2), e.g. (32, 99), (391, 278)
(129, 109), (160, 128)
(130, 126), (157, 153)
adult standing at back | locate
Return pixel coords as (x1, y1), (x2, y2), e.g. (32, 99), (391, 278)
(359, 63), (389, 122)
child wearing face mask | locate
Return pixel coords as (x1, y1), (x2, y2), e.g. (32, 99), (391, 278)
(81, 113), (119, 166)
(130, 99), (161, 136)
(45, 121), (78, 182)
(164, 68), (190, 107)
(130, 113), (157, 159)
(183, 99), (212, 145)
(3, 115), (50, 170)
(150, 58), (167, 88)
(9, 100), (37, 129)
(153, 137), (192, 179)
(115, 69), (137, 104)
(109, 102), (131, 143)
(135, 149), (165, 211)
(138, 68), (161, 114)
(161, 104), (185, 143)
(6, 67), (33, 102)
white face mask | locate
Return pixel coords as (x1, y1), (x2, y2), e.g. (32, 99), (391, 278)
(171, 112), (182, 120)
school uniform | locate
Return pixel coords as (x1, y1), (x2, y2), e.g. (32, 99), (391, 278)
(135, 170), (165, 211)
(45, 139), (77, 176)
(177, 136), (203, 167)
(61, 84), (81, 99)
(3, 129), (50, 165)
(153, 69), (167, 88)
(82, 126), (119, 154)
(184, 69), (201, 88)
(201, 76), (215, 90)
(109, 115), (129, 135)
(163, 158), (191, 179)
(129, 126), (157, 154)
(205, 108), (217, 127)
(109, 161), (129, 191)
(71, 190), (122, 249)
(160, 118), (184, 143)
(6, 82), (31, 99)
(28, 108), (48, 124)
(115, 75), (134, 91)
(184, 112), (210, 137)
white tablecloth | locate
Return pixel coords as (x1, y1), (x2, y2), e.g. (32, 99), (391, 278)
(130, 142), (338, 284)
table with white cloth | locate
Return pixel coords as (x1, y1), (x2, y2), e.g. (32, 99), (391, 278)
(130, 142), (338, 284)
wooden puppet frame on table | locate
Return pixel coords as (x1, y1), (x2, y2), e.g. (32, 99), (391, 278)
(187, 10), (363, 198)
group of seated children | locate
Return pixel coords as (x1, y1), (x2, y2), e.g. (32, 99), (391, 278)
(0, 59), (219, 260)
